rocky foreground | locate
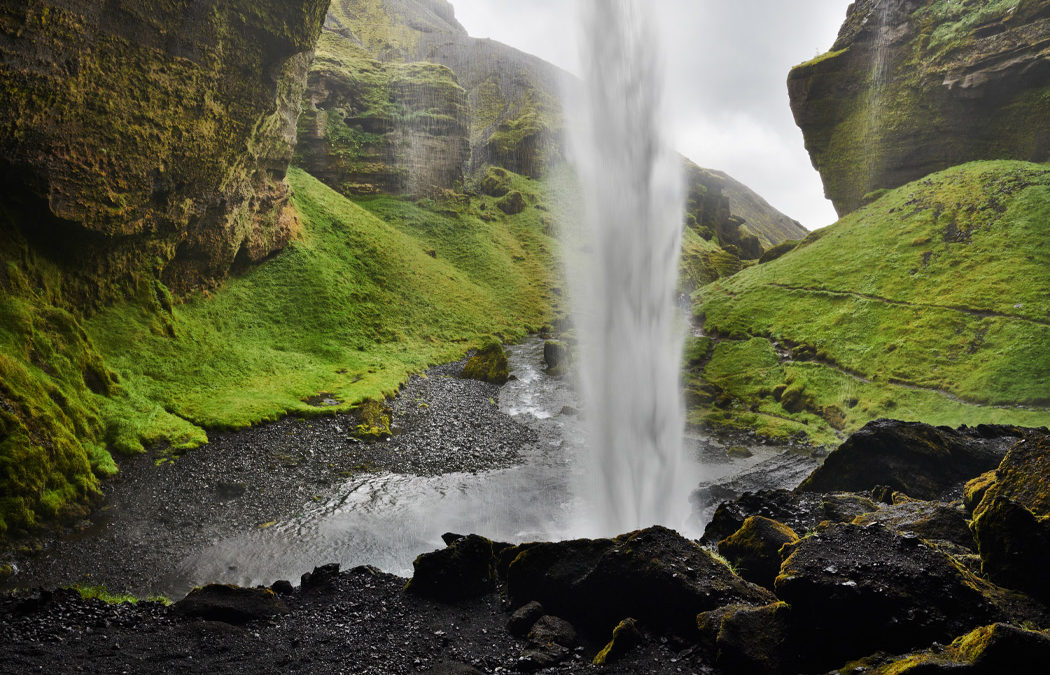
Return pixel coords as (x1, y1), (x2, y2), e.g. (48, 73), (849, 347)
(4, 419), (1050, 674)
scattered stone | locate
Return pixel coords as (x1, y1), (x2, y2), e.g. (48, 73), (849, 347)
(717, 516), (798, 589)
(527, 615), (577, 647)
(592, 617), (643, 666)
(507, 601), (545, 637)
(431, 662), (483, 675)
(462, 340), (510, 385)
(171, 585), (288, 625)
(505, 525), (775, 637)
(405, 534), (498, 601)
(797, 420), (1022, 500)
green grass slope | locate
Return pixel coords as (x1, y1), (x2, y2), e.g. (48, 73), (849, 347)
(690, 160), (1050, 445)
(0, 167), (556, 538)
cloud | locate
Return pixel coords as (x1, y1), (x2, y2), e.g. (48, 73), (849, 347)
(450, 0), (853, 229)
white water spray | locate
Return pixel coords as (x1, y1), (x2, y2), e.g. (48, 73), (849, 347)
(567, 0), (693, 536)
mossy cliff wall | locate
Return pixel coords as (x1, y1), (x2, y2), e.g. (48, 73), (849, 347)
(0, 0), (328, 538)
(789, 0), (1050, 215)
(324, 0), (563, 180)
(295, 31), (470, 196)
(0, 0), (329, 298)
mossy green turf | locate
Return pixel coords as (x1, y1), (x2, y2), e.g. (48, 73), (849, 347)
(0, 167), (556, 539)
(692, 161), (1050, 445)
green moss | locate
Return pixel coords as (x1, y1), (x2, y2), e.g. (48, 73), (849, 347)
(352, 400), (392, 441)
(72, 584), (171, 606)
(692, 161), (1050, 444)
(462, 338), (510, 384)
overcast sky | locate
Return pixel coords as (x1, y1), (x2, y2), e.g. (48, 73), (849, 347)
(450, 1), (853, 229)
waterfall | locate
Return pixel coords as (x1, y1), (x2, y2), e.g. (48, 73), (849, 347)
(566, 0), (693, 537)
(864, 0), (893, 192)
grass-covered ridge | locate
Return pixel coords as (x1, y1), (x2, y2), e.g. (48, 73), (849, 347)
(0, 167), (556, 539)
(690, 160), (1050, 444)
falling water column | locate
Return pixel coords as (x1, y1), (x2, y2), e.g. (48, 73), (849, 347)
(568, 0), (692, 536)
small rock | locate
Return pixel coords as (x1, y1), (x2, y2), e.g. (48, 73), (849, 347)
(593, 617), (643, 666)
(507, 601), (545, 637)
(527, 615), (577, 647)
(300, 563), (340, 592)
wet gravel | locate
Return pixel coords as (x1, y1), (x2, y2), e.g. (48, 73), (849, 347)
(1, 356), (536, 597)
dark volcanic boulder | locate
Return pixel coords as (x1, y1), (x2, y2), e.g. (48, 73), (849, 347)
(844, 623), (1050, 674)
(774, 522), (1036, 671)
(505, 526), (775, 637)
(972, 497), (1050, 602)
(461, 339), (510, 385)
(969, 434), (1050, 600)
(853, 499), (976, 550)
(697, 602), (793, 675)
(405, 534), (500, 601)
(716, 516), (798, 589)
(797, 420), (1020, 500)
(701, 488), (878, 545)
(172, 585), (288, 625)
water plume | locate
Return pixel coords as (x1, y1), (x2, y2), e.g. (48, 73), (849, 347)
(566, 0), (693, 536)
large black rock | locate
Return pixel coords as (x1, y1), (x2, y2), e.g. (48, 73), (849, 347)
(797, 420), (1023, 500)
(504, 525), (775, 637)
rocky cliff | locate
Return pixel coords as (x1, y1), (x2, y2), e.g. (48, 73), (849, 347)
(0, 0), (328, 538)
(790, 0), (1050, 215)
(0, 0), (329, 298)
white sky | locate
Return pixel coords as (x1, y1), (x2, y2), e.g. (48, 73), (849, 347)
(450, 0), (853, 229)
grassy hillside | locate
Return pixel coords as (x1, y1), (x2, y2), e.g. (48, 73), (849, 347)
(0, 167), (557, 538)
(690, 160), (1050, 444)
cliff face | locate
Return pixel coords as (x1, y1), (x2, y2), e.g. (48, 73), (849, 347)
(294, 32), (470, 196)
(790, 0), (1050, 215)
(0, 0), (328, 538)
(324, 0), (562, 180)
(0, 0), (329, 298)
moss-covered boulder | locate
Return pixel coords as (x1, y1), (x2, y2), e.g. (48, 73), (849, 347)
(798, 420), (1017, 500)
(835, 623), (1050, 674)
(504, 526), (776, 638)
(716, 516), (798, 589)
(592, 617), (643, 666)
(495, 190), (526, 215)
(697, 602), (793, 675)
(351, 400), (393, 442)
(971, 496), (1050, 602)
(462, 340), (509, 385)
(789, 0), (1050, 215)
(774, 522), (1043, 672)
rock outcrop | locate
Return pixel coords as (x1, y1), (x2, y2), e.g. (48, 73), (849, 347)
(0, 0), (329, 298)
(0, 0), (328, 538)
(790, 0), (1050, 215)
